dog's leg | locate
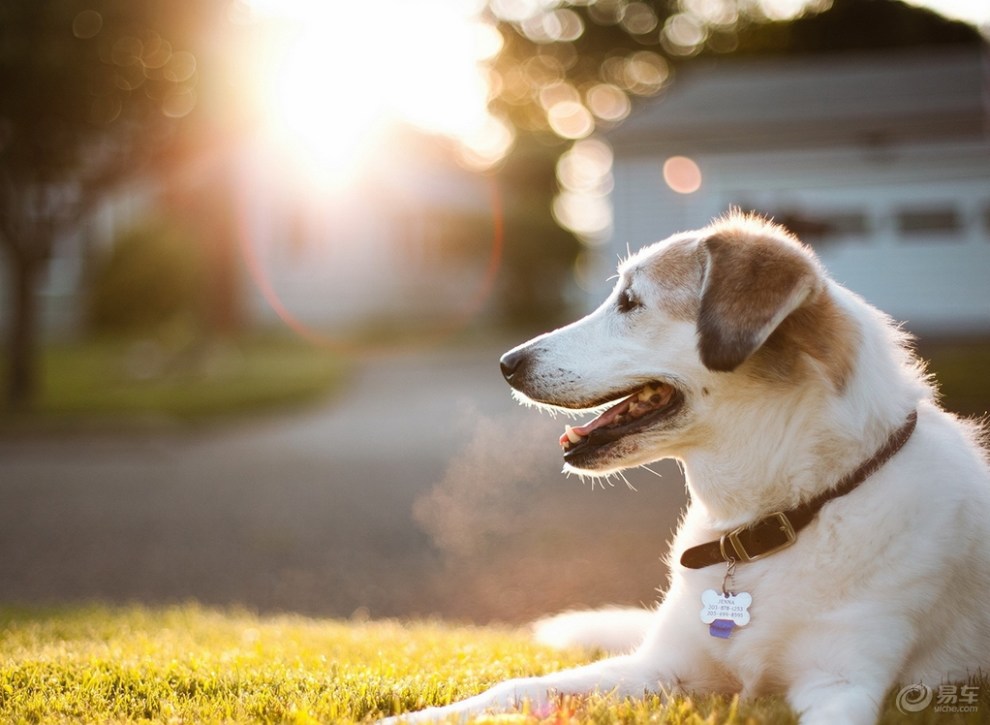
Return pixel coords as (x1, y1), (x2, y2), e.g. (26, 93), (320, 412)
(788, 675), (890, 725)
(382, 651), (673, 723)
(785, 623), (908, 725)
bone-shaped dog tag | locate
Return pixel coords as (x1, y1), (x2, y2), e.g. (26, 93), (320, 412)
(700, 589), (752, 638)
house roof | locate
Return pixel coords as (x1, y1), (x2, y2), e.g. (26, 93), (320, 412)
(608, 45), (989, 154)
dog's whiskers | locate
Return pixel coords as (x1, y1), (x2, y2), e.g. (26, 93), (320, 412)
(510, 390), (591, 421)
(616, 470), (638, 492)
(563, 467), (642, 492)
(565, 469), (608, 491)
(638, 464), (663, 479)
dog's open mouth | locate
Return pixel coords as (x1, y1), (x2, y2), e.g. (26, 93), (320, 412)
(559, 381), (683, 462)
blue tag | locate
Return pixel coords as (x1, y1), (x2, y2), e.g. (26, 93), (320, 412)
(709, 619), (735, 639)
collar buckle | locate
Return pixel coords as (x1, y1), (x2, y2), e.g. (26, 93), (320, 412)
(719, 511), (797, 563)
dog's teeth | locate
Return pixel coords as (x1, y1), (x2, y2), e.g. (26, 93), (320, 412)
(560, 425), (583, 451)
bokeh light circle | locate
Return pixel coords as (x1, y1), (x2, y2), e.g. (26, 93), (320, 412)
(663, 155), (703, 194)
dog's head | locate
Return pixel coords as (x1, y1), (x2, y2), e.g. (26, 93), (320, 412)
(500, 211), (858, 476)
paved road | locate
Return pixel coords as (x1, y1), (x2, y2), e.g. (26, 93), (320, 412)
(0, 339), (687, 623)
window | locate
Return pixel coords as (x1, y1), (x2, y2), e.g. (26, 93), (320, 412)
(895, 207), (962, 238)
(733, 205), (870, 247)
(789, 211), (869, 243)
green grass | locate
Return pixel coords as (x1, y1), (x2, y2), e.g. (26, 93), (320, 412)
(0, 604), (985, 724)
(4, 334), (348, 429)
(0, 604), (588, 724)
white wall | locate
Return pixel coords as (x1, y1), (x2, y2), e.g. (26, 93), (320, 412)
(604, 140), (990, 335)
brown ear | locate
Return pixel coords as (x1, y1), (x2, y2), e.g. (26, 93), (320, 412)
(698, 232), (820, 372)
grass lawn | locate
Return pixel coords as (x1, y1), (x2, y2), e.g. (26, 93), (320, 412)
(2, 334), (348, 430)
(0, 604), (986, 724)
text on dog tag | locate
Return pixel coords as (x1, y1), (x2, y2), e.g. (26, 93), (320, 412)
(700, 589), (751, 638)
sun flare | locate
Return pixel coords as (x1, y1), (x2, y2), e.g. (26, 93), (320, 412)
(247, 0), (509, 188)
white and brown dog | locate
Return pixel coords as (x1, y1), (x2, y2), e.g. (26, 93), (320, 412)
(389, 212), (990, 724)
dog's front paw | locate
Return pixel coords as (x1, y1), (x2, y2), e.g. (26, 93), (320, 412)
(379, 677), (552, 723)
(377, 702), (470, 724)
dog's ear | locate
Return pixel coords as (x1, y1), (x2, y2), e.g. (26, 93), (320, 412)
(697, 232), (819, 372)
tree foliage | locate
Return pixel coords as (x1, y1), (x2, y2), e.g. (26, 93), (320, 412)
(486, 0), (980, 143)
(87, 218), (207, 336)
(0, 0), (198, 215)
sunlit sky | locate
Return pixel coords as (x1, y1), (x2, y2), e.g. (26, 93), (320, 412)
(243, 0), (510, 186)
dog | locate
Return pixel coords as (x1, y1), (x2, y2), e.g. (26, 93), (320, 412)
(388, 211), (990, 724)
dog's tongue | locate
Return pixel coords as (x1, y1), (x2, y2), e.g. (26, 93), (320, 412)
(559, 399), (632, 446)
(559, 383), (673, 449)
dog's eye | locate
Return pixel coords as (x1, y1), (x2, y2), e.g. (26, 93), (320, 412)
(617, 287), (641, 313)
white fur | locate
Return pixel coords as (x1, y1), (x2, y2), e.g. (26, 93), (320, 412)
(532, 607), (655, 653)
(385, 216), (990, 724)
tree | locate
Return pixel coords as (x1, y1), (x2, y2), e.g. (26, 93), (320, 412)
(0, 0), (199, 410)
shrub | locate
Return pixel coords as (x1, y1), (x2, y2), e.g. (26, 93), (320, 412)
(87, 216), (207, 336)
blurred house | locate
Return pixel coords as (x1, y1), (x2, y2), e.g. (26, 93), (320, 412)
(234, 140), (496, 337)
(601, 45), (990, 336)
(1, 133), (495, 340)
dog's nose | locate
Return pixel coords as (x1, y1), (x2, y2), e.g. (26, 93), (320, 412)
(499, 348), (528, 383)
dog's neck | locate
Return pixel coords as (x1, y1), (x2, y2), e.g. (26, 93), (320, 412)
(680, 398), (922, 529)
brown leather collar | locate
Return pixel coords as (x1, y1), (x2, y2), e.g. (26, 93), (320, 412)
(680, 410), (918, 570)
